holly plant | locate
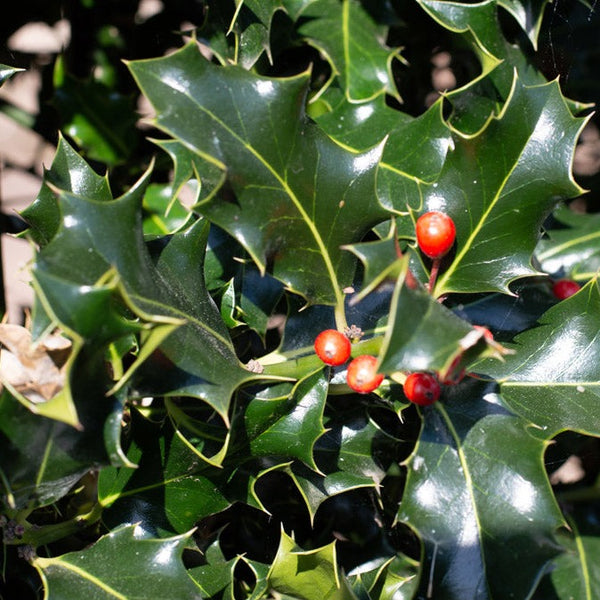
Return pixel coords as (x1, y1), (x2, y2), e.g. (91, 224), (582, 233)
(1, 2), (600, 599)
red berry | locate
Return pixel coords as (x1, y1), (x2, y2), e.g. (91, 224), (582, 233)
(416, 211), (456, 259)
(404, 372), (441, 406)
(552, 279), (580, 300)
(314, 329), (352, 366)
(346, 355), (384, 394)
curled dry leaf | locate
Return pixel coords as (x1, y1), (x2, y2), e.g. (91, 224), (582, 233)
(0, 324), (71, 404)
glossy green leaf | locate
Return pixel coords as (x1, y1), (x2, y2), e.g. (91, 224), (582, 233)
(33, 144), (256, 421)
(142, 183), (191, 236)
(536, 204), (600, 280)
(398, 379), (564, 600)
(151, 138), (221, 206)
(269, 530), (355, 600)
(343, 224), (402, 300)
(203, 225), (245, 293)
(188, 540), (239, 597)
(20, 133), (112, 247)
(242, 368), (328, 470)
(238, 266), (284, 338)
(52, 58), (138, 166)
(199, 0), (284, 68)
(243, 557), (271, 600)
(498, 0), (551, 48)
(99, 409), (230, 537)
(230, 0), (285, 67)
(282, 403), (399, 521)
(378, 98), (454, 196)
(34, 525), (201, 599)
(425, 75), (587, 296)
(533, 505), (600, 600)
(418, 0), (591, 133)
(478, 279), (600, 437)
(219, 278), (245, 329)
(128, 42), (389, 307)
(32, 266), (180, 428)
(377, 264), (477, 379)
(347, 554), (419, 600)
(0, 389), (111, 511)
(314, 93), (411, 151)
(296, 0), (401, 102)
(315, 96), (452, 212)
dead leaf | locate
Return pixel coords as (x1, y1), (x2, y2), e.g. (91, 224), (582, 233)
(0, 324), (71, 404)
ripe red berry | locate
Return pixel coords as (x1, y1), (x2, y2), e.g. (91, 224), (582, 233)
(404, 372), (441, 406)
(314, 329), (352, 366)
(415, 211), (456, 259)
(346, 355), (384, 394)
(552, 279), (580, 300)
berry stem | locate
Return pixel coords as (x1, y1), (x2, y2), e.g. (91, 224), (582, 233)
(394, 228), (418, 289)
(427, 258), (441, 292)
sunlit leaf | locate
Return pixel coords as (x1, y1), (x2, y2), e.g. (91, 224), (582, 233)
(34, 525), (201, 599)
(128, 42), (389, 307)
(478, 279), (600, 437)
(398, 379), (564, 599)
(296, 0), (402, 102)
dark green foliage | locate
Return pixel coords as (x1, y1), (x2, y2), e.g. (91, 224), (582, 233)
(1, 2), (600, 599)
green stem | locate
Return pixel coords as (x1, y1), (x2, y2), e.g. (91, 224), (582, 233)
(7, 503), (103, 548)
(334, 296), (348, 332)
(261, 334), (384, 380)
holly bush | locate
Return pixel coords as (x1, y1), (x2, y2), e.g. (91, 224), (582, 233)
(1, 1), (600, 599)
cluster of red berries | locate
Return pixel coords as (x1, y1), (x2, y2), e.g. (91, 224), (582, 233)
(312, 209), (578, 405)
(314, 329), (383, 394)
(314, 329), (441, 405)
(311, 210), (459, 403)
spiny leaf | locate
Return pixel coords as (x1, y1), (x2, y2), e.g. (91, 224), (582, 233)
(0, 64), (23, 85)
(533, 505), (600, 600)
(296, 0), (402, 102)
(268, 530), (355, 600)
(418, 0), (591, 133)
(377, 264), (476, 379)
(98, 409), (230, 537)
(315, 96), (453, 213)
(33, 525), (202, 599)
(20, 133), (112, 247)
(229, 0), (285, 67)
(536, 204), (600, 280)
(477, 279), (600, 438)
(0, 389), (112, 511)
(241, 368), (329, 471)
(426, 74), (587, 296)
(498, 0), (551, 48)
(127, 42), (389, 307)
(347, 554), (419, 600)
(398, 379), (564, 600)
(33, 141), (257, 422)
(188, 540), (239, 597)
